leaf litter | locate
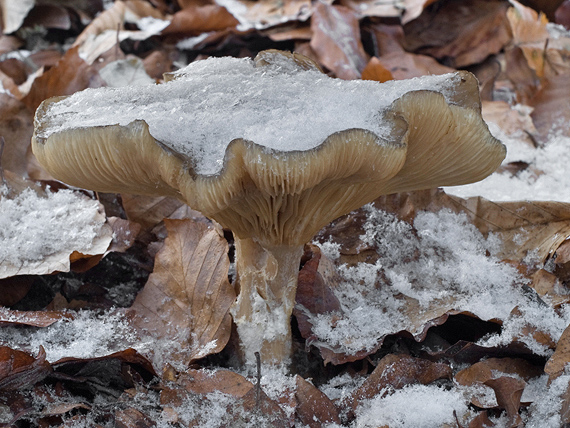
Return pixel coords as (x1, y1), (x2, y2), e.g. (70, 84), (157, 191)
(3, 0), (570, 426)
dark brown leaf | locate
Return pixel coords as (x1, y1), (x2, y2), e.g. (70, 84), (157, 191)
(0, 346), (52, 391)
(115, 407), (156, 428)
(0, 307), (69, 327)
(295, 375), (341, 427)
(404, 0), (511, 68)
(0, 275), (33, 306)
(545, 323), (570, 382)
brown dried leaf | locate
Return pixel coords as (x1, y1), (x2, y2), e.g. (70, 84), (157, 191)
(73, 1), (126, 48)
(346, 354), (452, 414)
(295, 375), (341, 427)
(361, 57), (393, 82)
(22, 45), (103, 113)
(310, 2), (367, 79)
(0, 307), (69, 327)
(121, 194), (207, 231)
(0, 346), (52, 391)
(115, 408), (156, 428)
(468, 411), (496, 428)
(162, 369), (287, 427)
(484, 377), (525, 427)
(129, 219), (235, 365)
(23, 4), (71, 30)
(0, 276), (33, 306)
(105, 217), (141, 254)
(530, 72), (570, 140)
(455, 357), (541, 408)
(545, 323), (570, 382)
(294, 244), (342, 339)
(404, 0), (511, 68)
(162, 4), (239, 35)
(401, 0), (439, 24)
(0, 94), (33, 176)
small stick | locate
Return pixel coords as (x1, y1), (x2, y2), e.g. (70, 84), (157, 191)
(255, 351), (262, 412)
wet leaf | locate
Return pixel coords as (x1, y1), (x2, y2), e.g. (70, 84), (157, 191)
(0, 346), (52, 391)
(295, 375), (341, 427)
(310, 2), (367, 79)
(129, 219), (235, 365)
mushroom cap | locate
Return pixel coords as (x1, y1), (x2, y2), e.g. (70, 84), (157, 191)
(32, 51), (505, 246)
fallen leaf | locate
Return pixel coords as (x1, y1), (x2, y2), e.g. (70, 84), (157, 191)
(129, 219), (235, 365)
(0, 307), (69, 327)
(401, 0), (439, 24)
(338, 0), (401, 20)
(468, 411), (496, 428)
(0, 173), (114, 279)
(105, 217), (141, 254)
(0, 276), (33, 306)
(121, 193), (208, 232)
(484, 376), (525, 427)
(162, 4), (239, 36)
(211, 0), (311, 31)
(0, 94), (33, 176)
(1, 0), (35, 34)
(530, 72), (570, 141)
(345, 354), (452, 415)
(404, 0), (511, 68)
(22, 45), (103, 113)
(545, 323), (570, 382)
(115, 408), (156, 428)
(294, 244), (342, 340)
(361, 57), (393, 82)
(556, 0), (570, 28)
(310, 2), (367, 79)
(0, 346), (52, 391)
(455, 357), (541, 408)
(162, 368), (288, 427)
(22, 4), (71, 31)
(295, 375), (341, 427)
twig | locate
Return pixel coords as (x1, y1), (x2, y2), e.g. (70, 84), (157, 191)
(255, 351), (262, 412)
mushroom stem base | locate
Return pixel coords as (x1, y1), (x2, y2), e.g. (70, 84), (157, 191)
(231, 237), (304, 367)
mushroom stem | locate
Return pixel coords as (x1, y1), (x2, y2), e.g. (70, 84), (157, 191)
(231, 237), (304, 366)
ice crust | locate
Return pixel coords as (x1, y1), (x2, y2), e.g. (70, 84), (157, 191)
(38, 56), (464, 175)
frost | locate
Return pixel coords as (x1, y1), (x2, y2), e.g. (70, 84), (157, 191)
(0, 310), (138, 362)
(311, 206), (570, 355)
(39, 56), (468, 175)
(524, 373), (570, 427)
(0, 187), (108, 275)
(352, 384), (469, 428)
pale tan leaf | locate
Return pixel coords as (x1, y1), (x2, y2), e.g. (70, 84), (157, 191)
(0, 0), (35, 34)
(212, 0), (311, 31)
(129, 219), (235, 365)
(310, 2), (367, 79)
(338, 0), (401, 19)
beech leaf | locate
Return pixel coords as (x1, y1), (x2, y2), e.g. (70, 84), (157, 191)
(129, 219), (235, 365)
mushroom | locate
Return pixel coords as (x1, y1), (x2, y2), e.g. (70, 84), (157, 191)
(31, 50), (506, 366)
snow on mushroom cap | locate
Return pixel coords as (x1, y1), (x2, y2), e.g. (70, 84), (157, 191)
(35, 56), (473, 176)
